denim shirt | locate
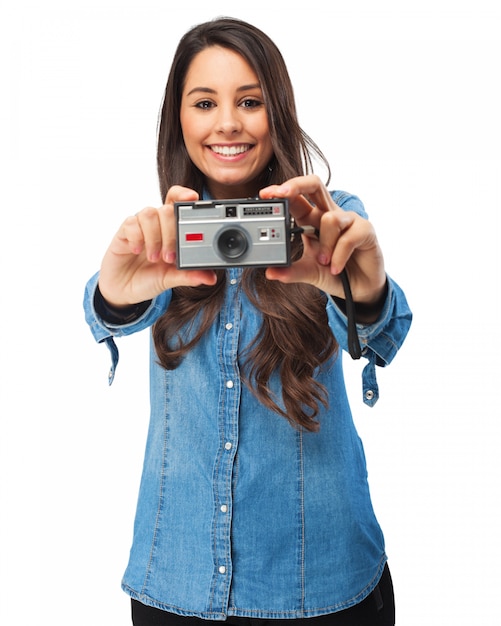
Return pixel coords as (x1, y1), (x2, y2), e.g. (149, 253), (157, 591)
(83, 191), (412, 619)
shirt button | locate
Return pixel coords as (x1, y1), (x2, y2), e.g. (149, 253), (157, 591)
(219, 566), (226, 574)
(220, 504), (228, 513)
(365, 390), (374, 400)
(226, 380), (234, 389)
(230, 278), (237, 285)
(224, 442), (232, 450)
(225, 323), (233, 330)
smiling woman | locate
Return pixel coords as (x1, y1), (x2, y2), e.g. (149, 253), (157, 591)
(156, 17), (320, 205)
(83, 16), (411, 626)
(179, 46), (274, 199)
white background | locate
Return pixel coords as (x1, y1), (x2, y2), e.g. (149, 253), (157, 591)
(1, 0), (500, 624)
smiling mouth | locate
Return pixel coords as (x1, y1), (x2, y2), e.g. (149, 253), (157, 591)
(210, 144), (252, 156)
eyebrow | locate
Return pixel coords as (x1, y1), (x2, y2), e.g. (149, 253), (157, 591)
(186, 83), (262, 96)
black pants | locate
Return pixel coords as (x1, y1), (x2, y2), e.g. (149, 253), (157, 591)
(131, 563), (395, 626)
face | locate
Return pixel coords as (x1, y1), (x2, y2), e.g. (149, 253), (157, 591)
(180, 46), (274, 199)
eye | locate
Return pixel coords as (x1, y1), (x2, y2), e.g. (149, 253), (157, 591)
(194, 100), (215, 110)
(240, 98), (264, 109)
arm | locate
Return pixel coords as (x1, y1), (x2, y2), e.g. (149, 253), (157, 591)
(83, 185), (218, 383)
(260, 176), (412, 404)
(83, 271), (172, 384)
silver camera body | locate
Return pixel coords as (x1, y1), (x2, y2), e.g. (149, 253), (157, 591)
(175, 198), (291, 269)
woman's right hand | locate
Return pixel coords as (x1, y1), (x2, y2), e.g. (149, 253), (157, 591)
(98, 186), (217, 307)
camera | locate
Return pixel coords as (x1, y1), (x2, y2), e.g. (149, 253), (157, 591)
(175, 198), (291, 269)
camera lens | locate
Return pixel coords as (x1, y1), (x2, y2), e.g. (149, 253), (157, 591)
(216, 227), (249, 260)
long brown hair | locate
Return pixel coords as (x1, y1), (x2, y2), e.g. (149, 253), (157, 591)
(153, 17), (337, 431)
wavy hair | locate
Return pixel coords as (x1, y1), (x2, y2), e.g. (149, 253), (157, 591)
(153, 17), (337, 431)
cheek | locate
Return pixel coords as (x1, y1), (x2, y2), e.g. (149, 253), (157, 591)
(253, 115), (273, 154)
(254, 114), (271, 139)
(258, 125), (274, 159)
(180, 111), (193, 144)
(180, 118), (203, 166)
(180, 109), (205, 146)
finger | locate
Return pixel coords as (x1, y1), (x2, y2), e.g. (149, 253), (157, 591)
(116, 214), (146, 255)
(165, 185), (199, 205)
(170, 268), (218, 289)
(157, 202), (177, 264)
(260, 175), (339, 225)
(265, 255), (343, 295)
(316, 210), (357, 271)
(162, 187), (199, 263)
(135, 207), (163, 262)
(265, 236), (320, 284)
(265, 259), (316, 285)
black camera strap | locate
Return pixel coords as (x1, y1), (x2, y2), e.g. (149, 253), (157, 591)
(339, 268), (362, 360)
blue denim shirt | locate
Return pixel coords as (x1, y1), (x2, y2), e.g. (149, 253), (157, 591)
(83, 191), (412, 619)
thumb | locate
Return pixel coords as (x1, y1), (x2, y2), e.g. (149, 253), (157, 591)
(265, 233), (320, 284)
(265, 257), (317, 284)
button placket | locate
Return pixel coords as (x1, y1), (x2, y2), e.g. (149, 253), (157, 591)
(211, 269), (242, 613)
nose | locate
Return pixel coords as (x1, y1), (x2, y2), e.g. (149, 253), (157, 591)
(217, 105), (242, 134)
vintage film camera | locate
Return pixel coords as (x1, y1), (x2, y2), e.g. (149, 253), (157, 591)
(175, 198), (291, 269)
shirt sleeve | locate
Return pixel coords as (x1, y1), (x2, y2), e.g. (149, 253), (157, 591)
(326, 275), (413, 406)
(83, 271), (172, 384)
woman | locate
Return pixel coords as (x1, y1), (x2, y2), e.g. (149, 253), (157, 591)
(84, 17), (412, 626)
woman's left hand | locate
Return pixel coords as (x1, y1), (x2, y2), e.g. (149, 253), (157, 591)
(260, 175), (387, 304)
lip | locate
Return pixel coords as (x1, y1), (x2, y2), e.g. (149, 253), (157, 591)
(208, 143), (254, 158)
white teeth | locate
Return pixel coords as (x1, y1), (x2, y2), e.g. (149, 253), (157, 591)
(211, 145), (249, 156)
